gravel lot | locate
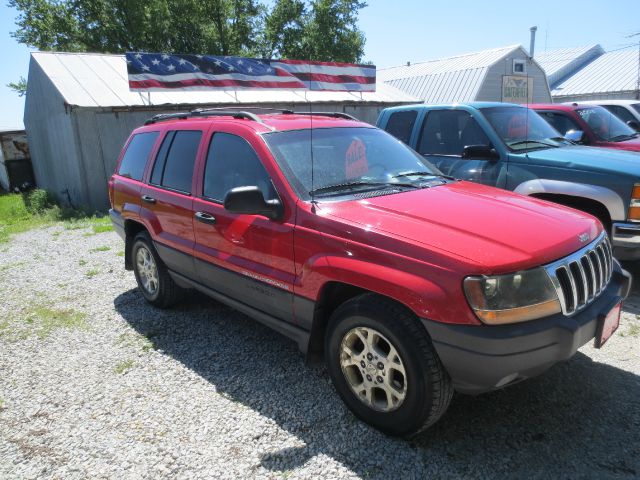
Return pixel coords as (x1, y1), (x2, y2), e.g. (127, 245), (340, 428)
(1, 224), (639, 479)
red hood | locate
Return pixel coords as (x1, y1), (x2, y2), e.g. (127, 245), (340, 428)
(598, 137), (640, 152)
(320, 181), (602, 273)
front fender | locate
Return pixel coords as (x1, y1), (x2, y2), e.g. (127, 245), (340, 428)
(302, 254), (474, 324)
(514, 179), (626, 221)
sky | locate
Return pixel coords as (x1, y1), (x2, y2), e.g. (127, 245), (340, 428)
(1, 0), (638, 129)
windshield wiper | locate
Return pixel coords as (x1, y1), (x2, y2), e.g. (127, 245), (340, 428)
(393, 171), (457, 181)
(309, 180), (418, 197)
(609, 134), (638, 142)
(508, 140), (559, 148)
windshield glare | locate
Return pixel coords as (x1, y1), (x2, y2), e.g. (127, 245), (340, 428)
(480, 106), (566, 150)
(632, 104), (640, 115)
(576, 106), (636, 141)
(263, 127), (441, 200)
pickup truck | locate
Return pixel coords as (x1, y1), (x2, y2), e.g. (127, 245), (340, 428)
(579, 100), (640, 132)
(377, 102), (640, 260)
(530, 103), (640, 152)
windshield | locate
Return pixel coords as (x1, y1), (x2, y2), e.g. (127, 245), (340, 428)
(633, 104), (640, 115)
(263, 127), (442, 200)
(480, 106), (568, 151)
(577, 106), (637, 141)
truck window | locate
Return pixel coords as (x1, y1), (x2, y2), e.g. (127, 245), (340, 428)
(152, 130), (202, 194)
(602, 105), (636, 124)
(384, 110), (418, 145)
(118, 132), (159, 181)
(203, 133), (276, 202)
(418, 110), (489, 156)
(537, 111), (581, 136)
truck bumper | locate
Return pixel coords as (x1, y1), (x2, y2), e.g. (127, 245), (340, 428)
(110, 209), (126, 241)
(611, 222), (640, 260)
(421, 262), (632, 395)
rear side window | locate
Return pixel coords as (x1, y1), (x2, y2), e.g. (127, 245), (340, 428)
(384, 110), (418, 144)
(204, 133), (276, 202)
(603, 105), (635, 124)
(150, 130), (202, 194)
(118, 132), (159, 180)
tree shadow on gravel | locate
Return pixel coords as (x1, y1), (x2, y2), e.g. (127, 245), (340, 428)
(115, 288), (640, 479)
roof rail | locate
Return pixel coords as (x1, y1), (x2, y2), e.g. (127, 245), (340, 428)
(286, 111), (358, 120)
(143, 108), (357, 125)
(144, 109), (266, 125)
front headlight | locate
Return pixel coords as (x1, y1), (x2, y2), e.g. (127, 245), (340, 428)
(463, 268), (561, 325)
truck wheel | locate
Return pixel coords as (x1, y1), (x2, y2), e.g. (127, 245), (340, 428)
(132, 232), (183, 308)
(325, 293), (453, 437)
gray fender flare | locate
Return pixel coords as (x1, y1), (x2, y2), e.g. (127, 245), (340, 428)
(514, 179), (626, 221)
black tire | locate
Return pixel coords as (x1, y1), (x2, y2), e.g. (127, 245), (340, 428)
(131, 232), (183, 308)
(325, 293), (453, 437)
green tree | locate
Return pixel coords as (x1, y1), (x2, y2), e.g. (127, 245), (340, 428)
(9, 0), (367, 62)
(7, 76), (28, 96)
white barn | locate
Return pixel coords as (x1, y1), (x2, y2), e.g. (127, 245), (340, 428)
(24, 51), (418, 210)
(378, 45), (552, 105)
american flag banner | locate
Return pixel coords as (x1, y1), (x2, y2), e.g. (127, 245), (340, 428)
(125, 52), (376, 92)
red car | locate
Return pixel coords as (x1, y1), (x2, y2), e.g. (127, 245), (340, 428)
(531, 103), (640, 152)
(109, 109), (630, 436)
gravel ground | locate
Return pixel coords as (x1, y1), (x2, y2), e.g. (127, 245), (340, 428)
(0, 224), (639, 479)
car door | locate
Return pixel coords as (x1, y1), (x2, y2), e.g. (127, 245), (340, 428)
(192, 127), (296, 323)
(416, 109), (506, 188)
(140, 128), (204, 279)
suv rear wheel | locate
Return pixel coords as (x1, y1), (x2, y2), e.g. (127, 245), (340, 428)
(325, 293), (453, 436)
(132, 232), (183, 308)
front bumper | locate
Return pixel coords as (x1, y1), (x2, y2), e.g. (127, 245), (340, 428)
(612, 222), (640, 260)
(422, 262), (632, 394)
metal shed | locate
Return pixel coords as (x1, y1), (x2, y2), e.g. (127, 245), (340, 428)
(378, 45), (552, 104)
(24, 51), (418, 210)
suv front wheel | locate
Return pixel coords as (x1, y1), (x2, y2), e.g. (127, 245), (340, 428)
(325, 293), (453, 437)
(132, 232), (183, 308)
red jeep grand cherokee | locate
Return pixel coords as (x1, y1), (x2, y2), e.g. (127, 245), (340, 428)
(531, 103), (640, 152)
(109, 109), (631, 436)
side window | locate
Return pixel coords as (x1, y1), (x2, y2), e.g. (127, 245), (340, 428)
(151, 130), (202, 194)
(204, 133), (276, 202)
(118, 132), (159, 180)
(539, 112), (580, 135)
(418, 110), (489, 156)
(604, 105), (635, 124)
(384, 110), (418, 145)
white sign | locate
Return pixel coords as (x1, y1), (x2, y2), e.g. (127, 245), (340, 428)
(502, 76), (533, 104)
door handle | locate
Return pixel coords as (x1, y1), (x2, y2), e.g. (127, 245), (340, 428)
(141, 194), (156, 204)
(194, 211), (217, 225)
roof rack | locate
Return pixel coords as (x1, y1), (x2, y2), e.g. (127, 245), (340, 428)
(144, 109), (266, 125)
(143, 107), (357, 125)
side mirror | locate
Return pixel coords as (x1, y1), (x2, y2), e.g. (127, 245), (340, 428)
(461, 144), (499, 161)
(565, 129), (586, 144)
(224, 186), (282, 219)
(627, 120), (640, 132)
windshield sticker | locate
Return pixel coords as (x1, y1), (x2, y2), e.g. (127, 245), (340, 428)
(345, 138), (368, 179)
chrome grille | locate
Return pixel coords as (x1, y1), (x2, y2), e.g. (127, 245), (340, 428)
(545, 233), (613, 316)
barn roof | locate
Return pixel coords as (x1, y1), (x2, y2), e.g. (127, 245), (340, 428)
(29, 51), (418, 108)
(534, 44), (604, 88)
(377, 45), (531, 103)
(550, 48), (640, 98)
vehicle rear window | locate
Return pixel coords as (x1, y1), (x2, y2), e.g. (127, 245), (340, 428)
(152, 130), (202, 194)
(384, 110), (418, 145)
(204, 133), (276, 202)
(118, 132), (159, 181)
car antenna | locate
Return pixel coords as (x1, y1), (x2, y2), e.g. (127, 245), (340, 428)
(308, 55), (317, 213)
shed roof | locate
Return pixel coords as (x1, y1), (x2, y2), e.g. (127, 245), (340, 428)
(534, 44), (604, 88)
(377, 45), (526, 103)
(30, 51), (418, 108)
(551, 48), (640, 98)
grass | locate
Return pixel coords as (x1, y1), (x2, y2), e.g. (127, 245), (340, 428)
(117, 331), (156, 352)
(21, 304), (88, 340)
(78, 259), (87, 266)
(0, 398), (5, 411)
(0, 261), (27, 273)
(113, 359), (135, 375)
(0, 190), (110, 243)
(90, 246), (111, 253)
(624, 323), (640, 337)
(85, 268), (100, 278)
(116, 250), (125, 257)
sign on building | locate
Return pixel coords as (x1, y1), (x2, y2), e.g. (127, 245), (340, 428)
(502, 75), (533, 103)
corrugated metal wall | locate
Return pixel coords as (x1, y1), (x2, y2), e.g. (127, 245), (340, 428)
(477, 50), (552, 103)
